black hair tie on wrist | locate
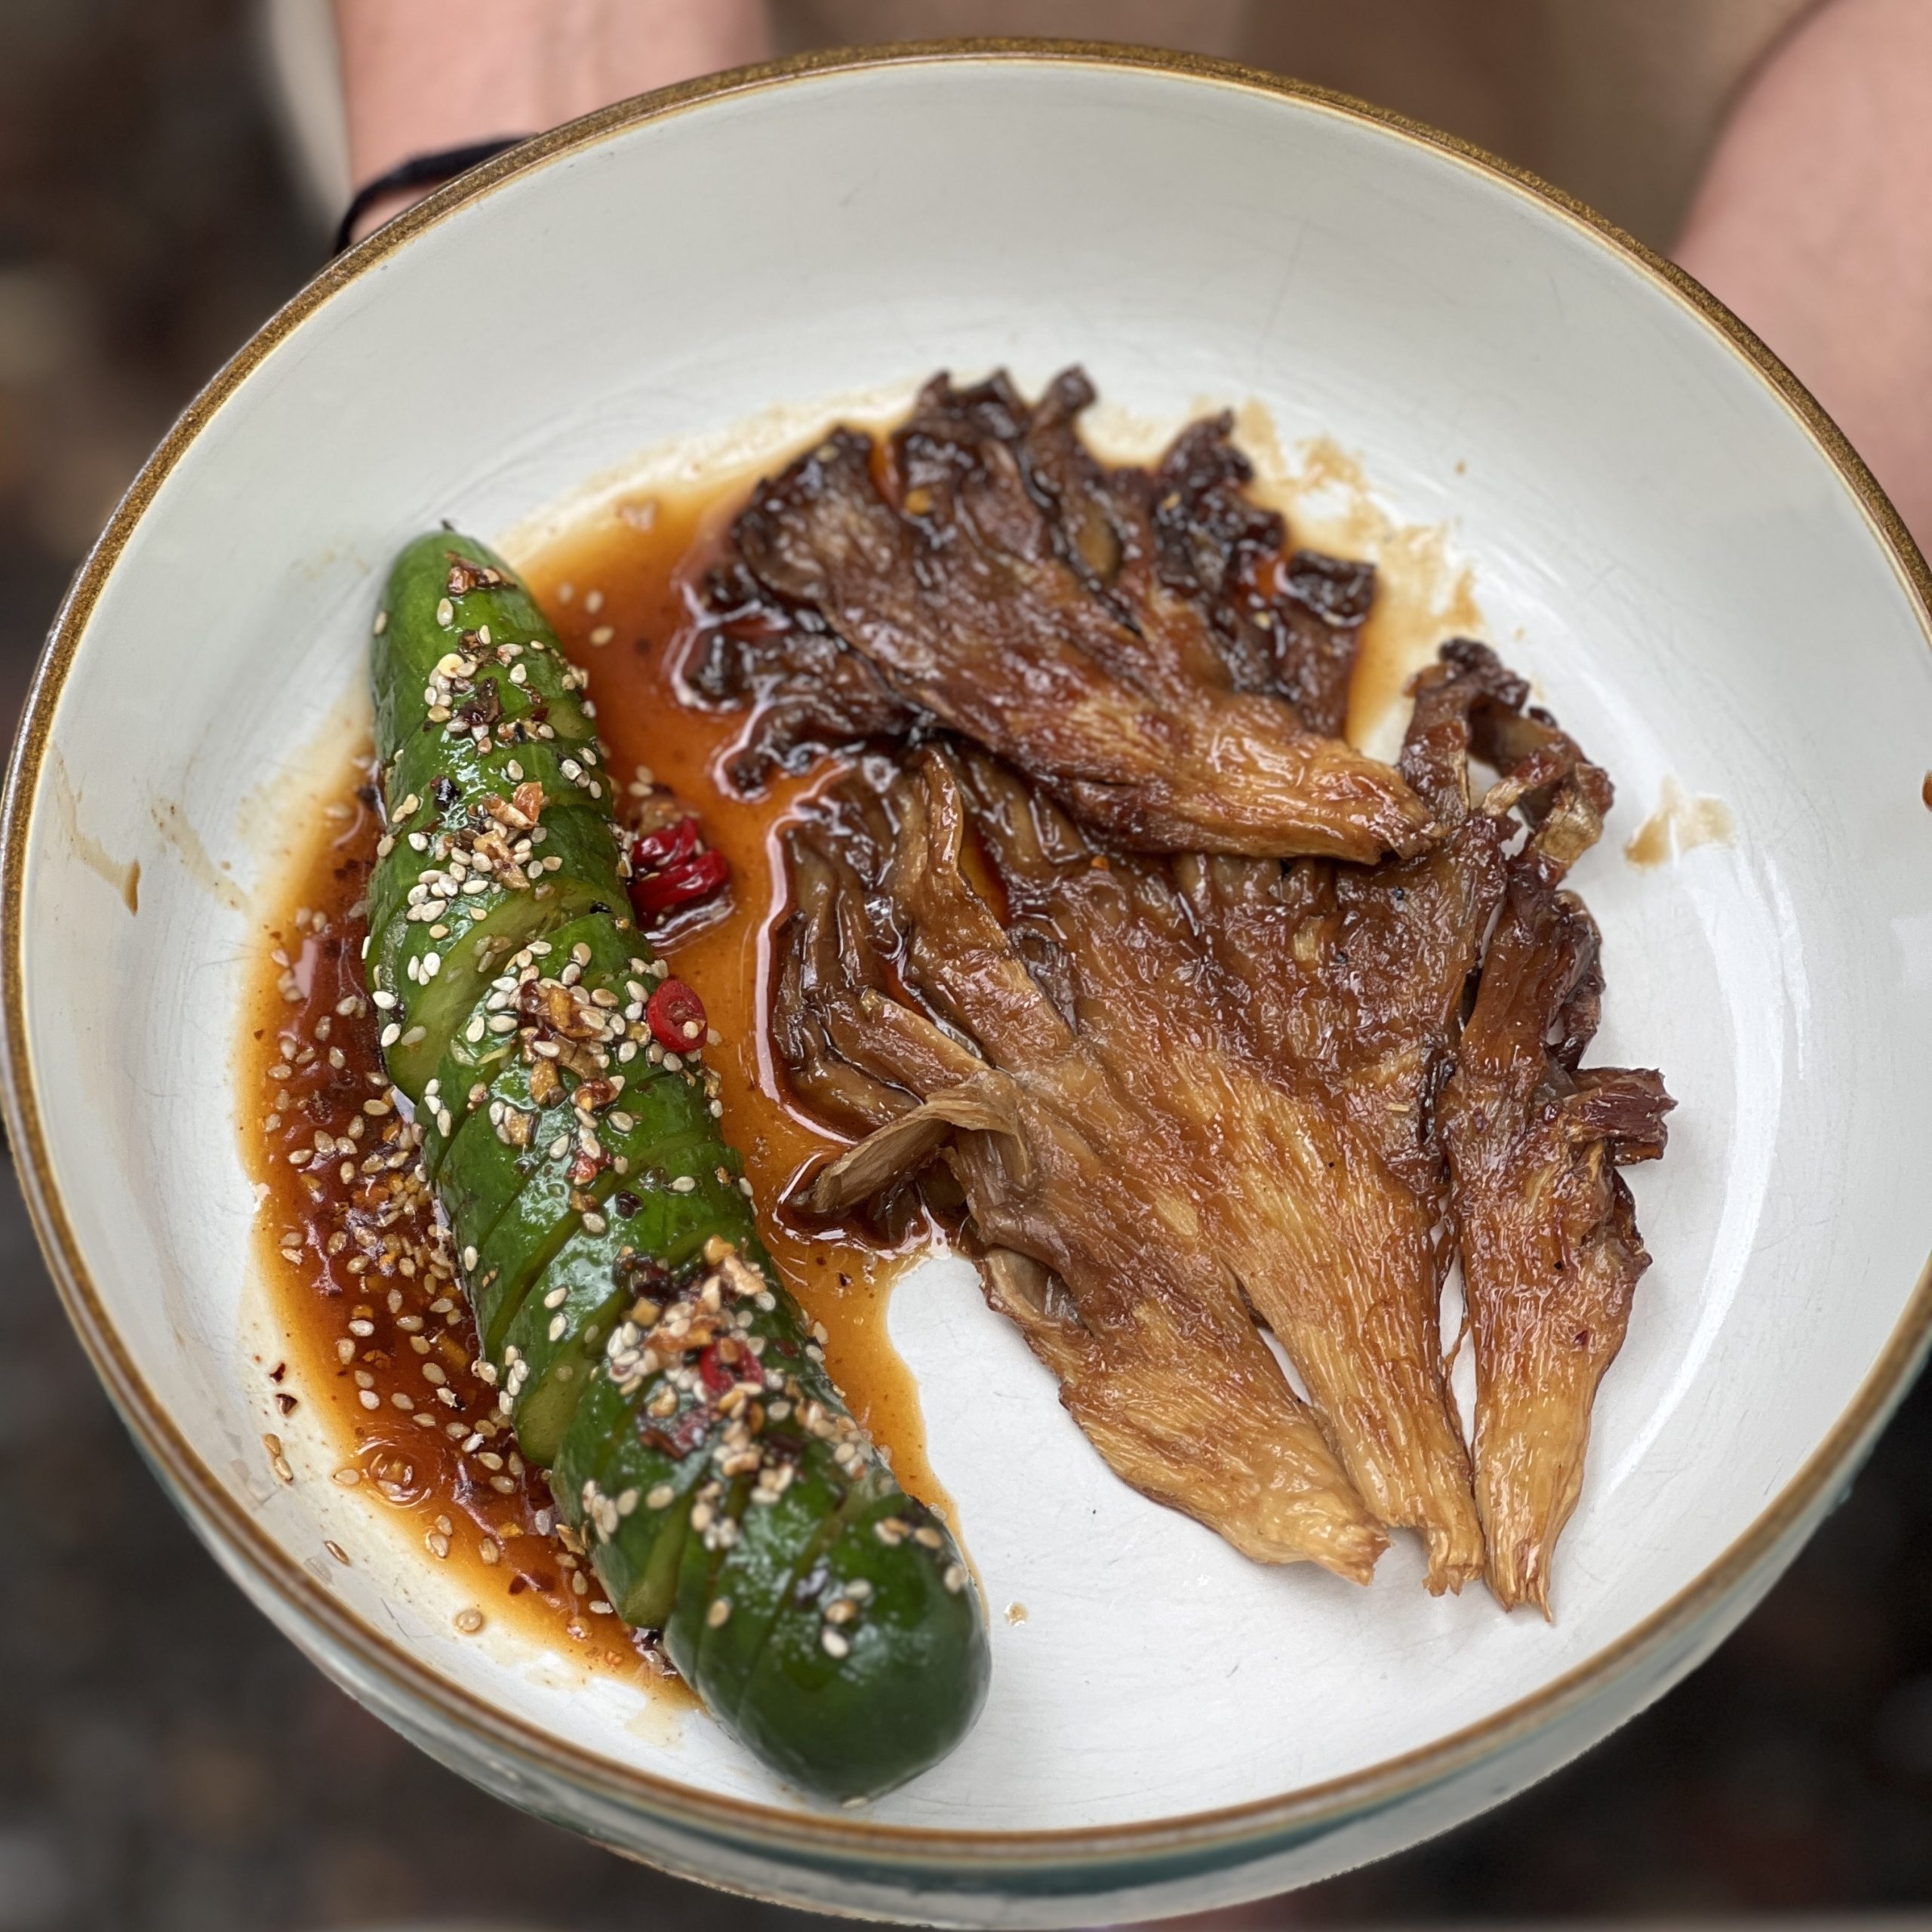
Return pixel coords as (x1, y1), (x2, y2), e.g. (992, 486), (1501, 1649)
(333, 135), (531, 255)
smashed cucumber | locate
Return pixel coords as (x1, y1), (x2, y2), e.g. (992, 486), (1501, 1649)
(367, 804), (626, 1103)
(368, 530), (988, 1801)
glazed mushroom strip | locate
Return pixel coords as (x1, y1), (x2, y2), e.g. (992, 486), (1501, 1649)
(704, 368), (1435, 863)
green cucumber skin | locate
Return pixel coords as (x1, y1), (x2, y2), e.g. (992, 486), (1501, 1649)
(368, 811), (626, 1102)
(374, 533), (595, 758)
(427, 909), (718, 1251)
(565, 1256), (986, 1800)
(675, 1439), (855, 1723)
(415, 906), (647, 1181)
(369, 531), (989, 1802)
(367, 798), (622, 990)
(732, 1493), (989, 1802)
(504, 1278), (628, 1468)
(469, 1135), (736, 1360)
(383, 712), (607, 829)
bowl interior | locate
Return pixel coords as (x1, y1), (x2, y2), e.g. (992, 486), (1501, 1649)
(14, 53), (1932, 1833)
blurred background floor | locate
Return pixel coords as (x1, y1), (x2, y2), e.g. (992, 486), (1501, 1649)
(5, 3), (1932, 1928)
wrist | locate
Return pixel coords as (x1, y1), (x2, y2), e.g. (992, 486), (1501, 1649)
(331, 0), (770, 189)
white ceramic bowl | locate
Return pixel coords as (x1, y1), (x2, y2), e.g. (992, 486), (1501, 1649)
(8, 42), (1932, 1927)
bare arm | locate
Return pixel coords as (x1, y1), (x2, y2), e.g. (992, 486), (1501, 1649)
(331, 0), (769, 237)
(1677, 0), (1932, 549)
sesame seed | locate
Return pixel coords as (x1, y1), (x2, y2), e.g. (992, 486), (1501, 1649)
(454, 1607), (485, 1634)
(325, 1540), (350, 1565)
(646, 1484), (673, 1509)
(435, 597), (454, 625)
(706, 1598), (731, 1628)
(358, 1389), (380, 1411)
(821, 1629), (851, 1660)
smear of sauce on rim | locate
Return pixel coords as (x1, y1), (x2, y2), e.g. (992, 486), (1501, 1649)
(49, 755), (141, 914)
(151, 795), (248, 912)
(1623, 777), (1737, 869)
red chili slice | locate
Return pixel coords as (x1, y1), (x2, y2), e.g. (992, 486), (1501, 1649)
(627, 816), (731, 924)
(632, 815), (703, 873)
(629, 848), (731, 920)
(646, 977), (708, 1053)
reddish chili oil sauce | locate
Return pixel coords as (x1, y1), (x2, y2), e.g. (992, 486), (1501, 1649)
(242, 469), (945, 1681)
